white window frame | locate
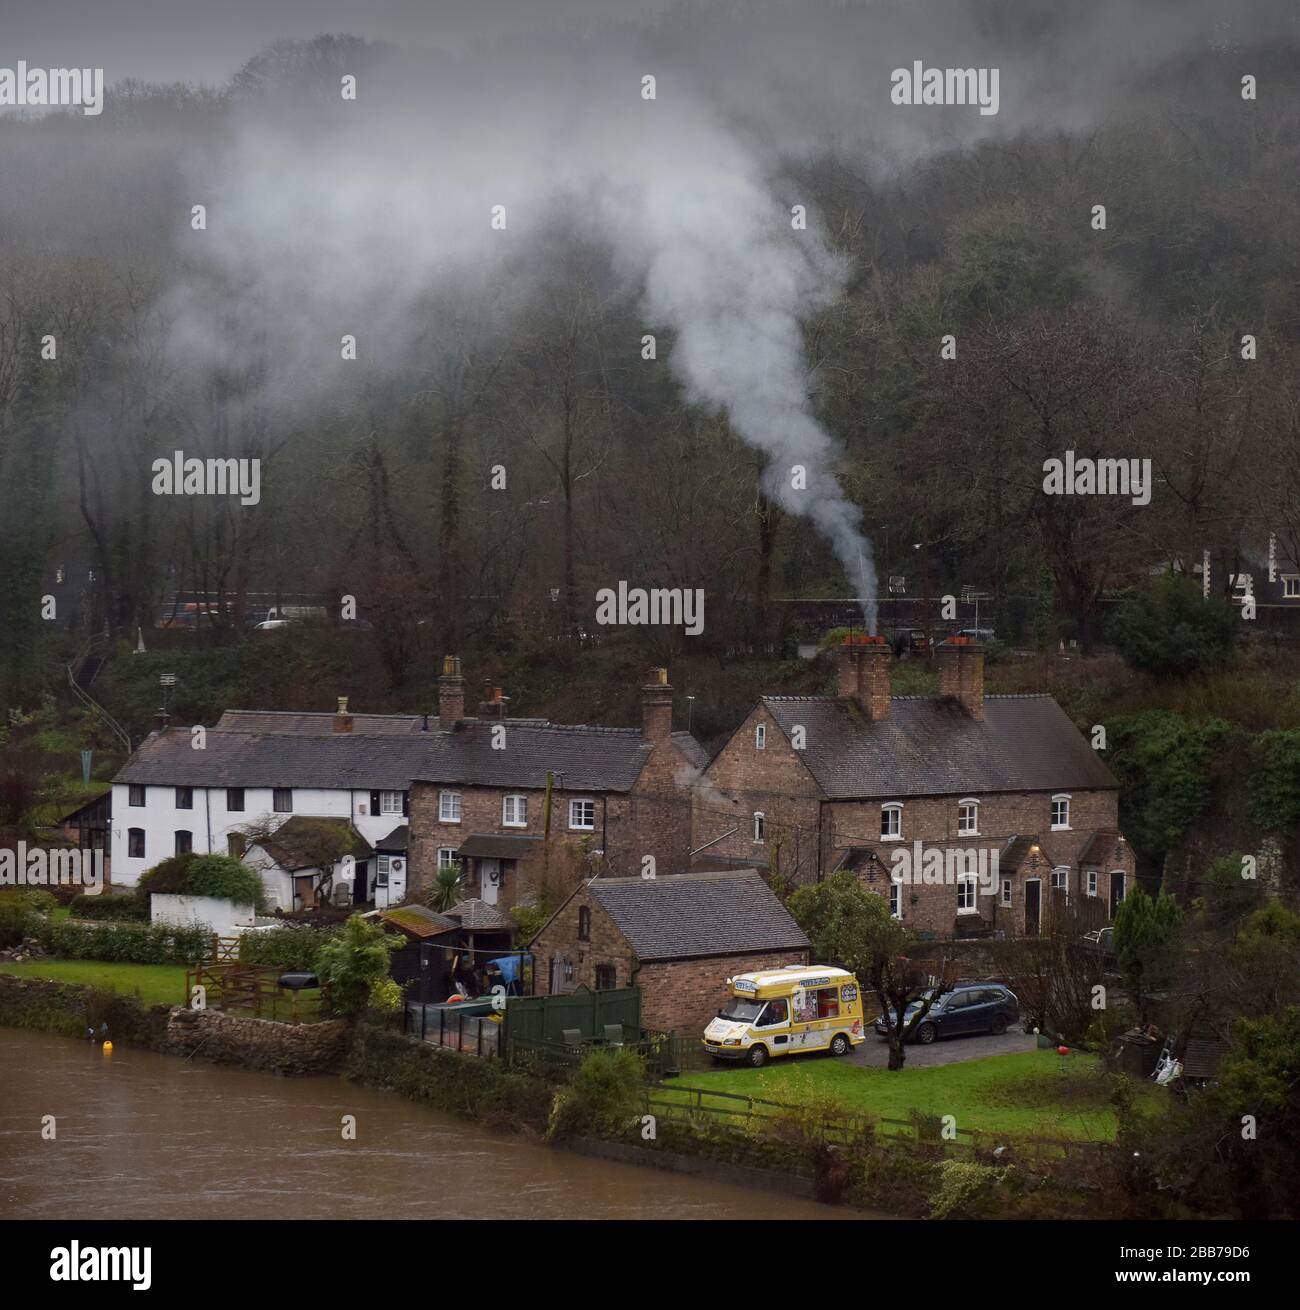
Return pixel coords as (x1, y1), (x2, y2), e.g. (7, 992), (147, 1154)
(379, 789), (404, 816)
(889, 878), (902, 920)
(502, 794), (527, 828)
(437, 847), (457, 871)
(439, 791), (462, 824)
(1000, 878), (1012, 906)
(957, 873), (978, 913)
(1051, 866), (1070, 904)
(1284, 575), (1300, 599)
(569, 798), (596, 831)
(1050, 794), (1071, 831)
(755, 723), (766, 750)
(880, 803), (903, 841)
(957, 798), (979, 836)
(1086, 870), (1099, 897)
(753, 811), (766, 843)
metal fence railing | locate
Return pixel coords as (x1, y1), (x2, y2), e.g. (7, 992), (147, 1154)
(404, 1001), (502, 1058)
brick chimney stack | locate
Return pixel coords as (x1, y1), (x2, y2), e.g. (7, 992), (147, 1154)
(641, 667), (673, 743)
(438, 655), (465, 729)
(333, 696), (354, 733)
(477, 685), (510, 720)
(937, 636), (985, 720)
(837, 634), (891, 721)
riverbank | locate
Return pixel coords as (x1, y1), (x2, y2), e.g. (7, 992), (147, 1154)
(0, 974), (1122, 1218)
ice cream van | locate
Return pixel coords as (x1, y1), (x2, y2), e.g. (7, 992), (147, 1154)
(702, 965), (865, 1067)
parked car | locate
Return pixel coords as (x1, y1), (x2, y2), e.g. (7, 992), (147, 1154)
(873, 983), (1020, 1044)
(1080, 926), (1117, 965)
(255, 619), (292, 631)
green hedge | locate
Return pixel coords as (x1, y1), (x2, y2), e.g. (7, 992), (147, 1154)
(69, 893), (149, 922)
(35, 918), (213, 965)
(238, 923), (341, 971)
(138, 852), (267, 912)
(0, 903), (38, 948)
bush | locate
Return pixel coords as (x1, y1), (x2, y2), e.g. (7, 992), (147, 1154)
(1109, 573), (1239, 678)
(548, 1047), (645, 1141)
(238, 923), (339, 971)
(69, 892), (148, 922)
(0, 903), (37, 947)
(313, 914), (398, 1015)
(35, 918), (212, 964)
(137, 852), (265, 911)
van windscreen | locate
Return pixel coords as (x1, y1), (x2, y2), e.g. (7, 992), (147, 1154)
(719, 999), (764, 1023)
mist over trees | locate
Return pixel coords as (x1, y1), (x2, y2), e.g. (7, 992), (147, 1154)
(1, 3), (1298, 710)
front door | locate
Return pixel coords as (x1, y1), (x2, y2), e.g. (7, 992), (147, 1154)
(1109, 871), (1126, 918)
(480, 858), (501, 905)
(1024, 878), (1042, 936)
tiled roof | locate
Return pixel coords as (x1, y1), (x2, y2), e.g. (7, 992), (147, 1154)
(216, 710), (423, 733)
(759, 695), (1117, 800)
(374, 823), (409, 852)
(455, 833), (543, 860)
(671, 731), (710, 771)
(1078, 831), (1124, 867)
(587, 870), (810, 962)
(443, 898), (512, 930)
(378, 905), (457, 939)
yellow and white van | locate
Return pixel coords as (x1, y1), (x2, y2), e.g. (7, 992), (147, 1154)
(702, 965), (866, 1067)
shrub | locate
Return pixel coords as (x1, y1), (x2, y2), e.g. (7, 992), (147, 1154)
(1109, 573), (1239, 678)
(548, 1047), (645, 1141)
(0, 903), (37, 947)
(17, 889), (58, 914)
(238, 923), (339, 971)
(35, 918), (212, 964)
(68, 893), (148, 922)
(313, 914), (398, 1015)
(930, 1160), (1011, 1219)
(137, 852), (265, 911)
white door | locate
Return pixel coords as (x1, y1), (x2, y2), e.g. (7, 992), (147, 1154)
(387, 857), (407, 905)
(480, 858), (501, 905)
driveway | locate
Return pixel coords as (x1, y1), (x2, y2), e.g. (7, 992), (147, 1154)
(847, 1027), (1036, 1069)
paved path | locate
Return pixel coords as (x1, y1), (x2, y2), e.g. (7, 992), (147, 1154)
(847, 1027), (1036, 1069)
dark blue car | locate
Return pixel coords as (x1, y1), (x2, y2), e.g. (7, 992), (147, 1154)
(873, 983), (1020, 1044)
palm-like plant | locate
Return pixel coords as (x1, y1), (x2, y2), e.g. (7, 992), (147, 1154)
(429, 862), (464, 912)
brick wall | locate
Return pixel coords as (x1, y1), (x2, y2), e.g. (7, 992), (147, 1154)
(637, 950), (811, 1036)
(531, 887), (634, 995)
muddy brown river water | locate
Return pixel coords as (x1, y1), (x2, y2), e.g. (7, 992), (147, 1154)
(0, 1029), (873, 1220)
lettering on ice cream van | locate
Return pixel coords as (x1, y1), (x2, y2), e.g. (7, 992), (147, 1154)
(702, 965), (865, 1068)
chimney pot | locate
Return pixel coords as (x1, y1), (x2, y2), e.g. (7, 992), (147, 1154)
(438, 654), (466, 729)
(836, 633), (891, 720)
(641, 669), (674, 743)
(333, 696), (354, 733)
(936, 636), (985, 719)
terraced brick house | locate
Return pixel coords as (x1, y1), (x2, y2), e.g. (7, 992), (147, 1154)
(404, 659), (707, 910)
(691, 634), (1135, 939)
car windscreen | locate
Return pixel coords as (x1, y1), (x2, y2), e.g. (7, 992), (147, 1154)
(718, 998), (764, 1023)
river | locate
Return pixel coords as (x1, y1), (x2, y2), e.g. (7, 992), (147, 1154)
(0, 1029), (867, 1220)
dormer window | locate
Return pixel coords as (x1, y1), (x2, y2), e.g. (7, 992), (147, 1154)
(881, 803), (903, 840)
(1051, 794), (1071, 831)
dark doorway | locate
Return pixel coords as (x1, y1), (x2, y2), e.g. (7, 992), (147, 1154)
(1109, 871), (1125, 919)
(353, 860), (369, 905)
(1024, 879), (1041, 936)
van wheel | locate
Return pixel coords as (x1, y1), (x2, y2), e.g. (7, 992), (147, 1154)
(916, 1022), (937, 1045)
(748, 1045), (769, 1068)
(990, 1016), (1008, 1036)
(829, 1034), (851, 1057)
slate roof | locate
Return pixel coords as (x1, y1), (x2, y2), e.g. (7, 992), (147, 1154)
(115, 716), (708, 795)
(216, 710), (423, 733)
(374, 823), (409, 852)
(443, 898), (512, 930)
(251, 816), (372, 871)
(759, 695), (1117, 800)
(455, 833), (543, 860)
(586, 870), (810, 962)
(671, 731), (710, 771)
(1078, 831), (1124, 866)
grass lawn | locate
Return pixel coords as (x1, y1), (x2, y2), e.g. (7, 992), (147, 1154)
(667, 1048), (1150, 1143)
(0, 959), (189, 1007)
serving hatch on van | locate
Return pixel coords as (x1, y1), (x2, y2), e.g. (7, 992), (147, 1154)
(702, 965), (865, 1067)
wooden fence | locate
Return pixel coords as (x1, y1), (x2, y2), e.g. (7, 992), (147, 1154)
(182, 961), (329, 1024)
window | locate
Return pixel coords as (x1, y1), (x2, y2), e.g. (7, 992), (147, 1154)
(889, 878), (902, 920)
(569, 799), (595, 831)
(273, 788), (293, 814)
(439, 791), (462, 823)
(174, 829), (193, 856)
(753, 811), (766, 843)
(502, 795), (527, 828)
(755, 723), (766, 750)
(227, 833), (247, 858)
(577, 906), (591, 941)
(226, 788), (245, 812)
(1087, 870), (1099, 897)
(437, 848), (457, 870)
(957, 799), (979, 836)
(375, 854), (390, 887)
(957, 874), (978, 913)
(128, 828), (145, 858)
(881, 803), (903, 840)
(379, 790), (404, 816)
(1000, 878), (1012, 906)
(128, 785), (145, 808)
(594, 964), (616, 990)
(757, 998), (788, 1027)
(175, 787), (193, 810)
(1284, 575), (1300, 599)
(1050, 794), (1071, 830)
(1111, 871), (1127, 903)
(1051, 867), (1069, 903)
